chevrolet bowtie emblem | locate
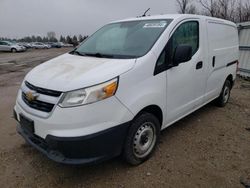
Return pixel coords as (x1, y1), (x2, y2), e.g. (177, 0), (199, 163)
(25, 91), (39, 102)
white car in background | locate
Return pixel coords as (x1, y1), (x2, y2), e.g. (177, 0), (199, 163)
(63, 43), (74, 47)
(0, 41), (26, 52)
(31, 42), (50, 49)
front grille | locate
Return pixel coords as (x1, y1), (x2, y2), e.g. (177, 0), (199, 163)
(25, 81), (62, 97)
(22, 92), (54, 112)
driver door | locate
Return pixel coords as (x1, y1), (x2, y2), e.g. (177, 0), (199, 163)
(155, 20), (205, 126)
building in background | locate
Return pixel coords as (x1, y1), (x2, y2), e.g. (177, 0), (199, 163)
(238, 22), (250, 78)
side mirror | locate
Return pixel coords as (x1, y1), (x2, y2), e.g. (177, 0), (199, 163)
(173, 45), (192, 66)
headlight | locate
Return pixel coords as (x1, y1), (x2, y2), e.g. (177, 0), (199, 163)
(59, 78), (118, 107)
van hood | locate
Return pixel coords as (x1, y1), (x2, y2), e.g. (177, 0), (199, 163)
(25, 53), (136, 91)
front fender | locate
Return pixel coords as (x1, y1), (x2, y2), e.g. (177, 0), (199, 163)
(116, 69), (167, 125)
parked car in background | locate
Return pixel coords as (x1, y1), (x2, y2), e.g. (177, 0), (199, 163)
(49, 42), (62, 48)
(19, 42), (32, 49)
(31, 42), (50, 49)
(63, 43), (74, 47)
(17, 44), (27, 51)
(0, 41), (26, 52)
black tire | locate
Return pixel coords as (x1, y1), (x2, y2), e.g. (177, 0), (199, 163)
(123, 112), (160, 165)
(11, 48), (17, 53)
(215, 80), (231, 107)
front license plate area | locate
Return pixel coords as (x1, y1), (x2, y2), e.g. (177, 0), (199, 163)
(19, 114), (34, 133)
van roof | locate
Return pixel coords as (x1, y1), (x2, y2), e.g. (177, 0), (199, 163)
(112, 14), (236, 27)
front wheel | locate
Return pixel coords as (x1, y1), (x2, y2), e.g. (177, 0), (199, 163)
(215, 80), (231, 107)
(11, 48), (17, 53)
(123, 112), (160, 165)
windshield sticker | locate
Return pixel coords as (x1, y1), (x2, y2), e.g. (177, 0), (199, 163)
(143, 22), (167, 28)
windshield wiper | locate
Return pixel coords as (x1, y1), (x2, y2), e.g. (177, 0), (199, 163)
(69, 50), (114, 58)
(84, 52), (114, 58)
(69, 50), (86, 56)
(70, 50), (138, 59)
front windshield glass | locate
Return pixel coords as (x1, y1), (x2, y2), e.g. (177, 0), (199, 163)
(75, 19), (172, 59)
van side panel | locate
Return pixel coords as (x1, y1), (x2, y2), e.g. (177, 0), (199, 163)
(205, 21), (238, 101)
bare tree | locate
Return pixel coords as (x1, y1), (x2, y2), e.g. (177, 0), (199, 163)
(186, 4), (198, 14)
(175, 0), (250, 22)
(176, 0), (189, 14)
(241, 1), (250, 22)
(228, 0), (237, 21)
(47, 31), (56, 40)
(215, 0), (237, 21)
(47, 31), (57, 42)
(224, 0), (250, 22)
(176, 0), (198, 14)
(218, 0), (229, 19)
(237, 0), (243, 22)
(198, 0), (218, 17)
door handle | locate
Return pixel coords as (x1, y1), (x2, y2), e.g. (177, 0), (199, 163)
(196, 61), (203, 70)
(212, 56), (216, 67)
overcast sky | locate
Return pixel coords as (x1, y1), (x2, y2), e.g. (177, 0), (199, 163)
(0, 0), (177, 39)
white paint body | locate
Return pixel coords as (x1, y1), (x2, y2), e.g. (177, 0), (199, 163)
(0, 41), (25, 52)
(15, 14), (238, 139)
(31, 42), (50, 49)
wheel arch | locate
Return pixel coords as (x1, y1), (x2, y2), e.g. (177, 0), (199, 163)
(226, 74), (234, 88)
(133, 105), (163, 128)
(11, 48), (17, 52)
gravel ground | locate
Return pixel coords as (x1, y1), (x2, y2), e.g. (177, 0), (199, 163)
(0, 49), (249, 188)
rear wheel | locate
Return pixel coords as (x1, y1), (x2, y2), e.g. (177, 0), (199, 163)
(123, 112), (160, 165)
(11, 48), (17, 53)
(215, 80), (231, 107)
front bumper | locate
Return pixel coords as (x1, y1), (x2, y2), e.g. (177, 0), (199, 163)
(14, 85), (134, 164)
(15, 94), (133, 139)
(16, 120), (130, 165)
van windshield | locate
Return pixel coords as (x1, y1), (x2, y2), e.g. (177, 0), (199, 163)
(74, 19), (172, 59)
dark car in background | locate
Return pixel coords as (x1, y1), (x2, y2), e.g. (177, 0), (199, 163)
(48, 42), (63, 48)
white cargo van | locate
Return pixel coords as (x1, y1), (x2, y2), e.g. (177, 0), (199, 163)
(14, 14), (239, 165)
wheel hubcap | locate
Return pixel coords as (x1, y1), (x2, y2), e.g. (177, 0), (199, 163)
(133, 122), (156, 158)
(223, 86), (230, 103)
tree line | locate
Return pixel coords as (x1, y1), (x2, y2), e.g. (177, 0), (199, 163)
(176, 0), (250, 22)
(0, 31), (88, 46)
